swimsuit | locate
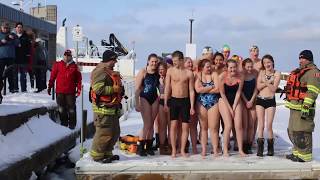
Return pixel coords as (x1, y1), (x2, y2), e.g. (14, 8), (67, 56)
(139, 72), (159, 105)
(197, 73), (219, 109)
(243, 78), (256, 100)
(224, 82), (239, 106)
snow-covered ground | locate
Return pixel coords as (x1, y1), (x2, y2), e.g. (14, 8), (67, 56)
(0, 73), (94, 173)
(0, 71), (135, 180)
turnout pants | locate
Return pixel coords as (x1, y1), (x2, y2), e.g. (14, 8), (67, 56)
(90, 113), (120, 161)
(287, 109), (314, 162)
(56, 93), (76, 129)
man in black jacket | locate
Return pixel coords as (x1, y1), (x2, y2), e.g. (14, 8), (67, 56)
(15, 22), (31, 92)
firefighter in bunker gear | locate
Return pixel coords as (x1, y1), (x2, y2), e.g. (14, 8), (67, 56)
(90, 50), (125, 163)
(285, 50), (320, 162)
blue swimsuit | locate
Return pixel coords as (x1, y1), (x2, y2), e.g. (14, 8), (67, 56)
(139, 72), (159, 105)
(197, 76), (219, 110)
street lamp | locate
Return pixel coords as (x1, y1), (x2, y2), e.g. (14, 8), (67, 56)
(189, 18), (194, 43)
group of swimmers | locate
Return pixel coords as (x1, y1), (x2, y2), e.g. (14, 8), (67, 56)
(135, 45), (281, 158)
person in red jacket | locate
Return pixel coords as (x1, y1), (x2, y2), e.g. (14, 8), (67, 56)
(48, 49), (82, 129)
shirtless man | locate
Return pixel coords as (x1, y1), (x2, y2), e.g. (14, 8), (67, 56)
(164, 50), (195, 158)
(250, 45), (262, 71)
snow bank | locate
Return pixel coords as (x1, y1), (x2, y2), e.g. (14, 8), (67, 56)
(0, 115), (73, 170)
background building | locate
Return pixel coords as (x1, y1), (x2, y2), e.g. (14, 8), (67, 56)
(30, 5), (57, 24)
(0, 3), (57, 65)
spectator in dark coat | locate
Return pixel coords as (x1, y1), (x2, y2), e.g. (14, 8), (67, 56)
(0, 22), (19, 102)
(34, 38), (48, 93)
(15, 22), (31, 92)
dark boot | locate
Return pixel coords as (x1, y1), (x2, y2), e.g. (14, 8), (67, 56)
(243, 142), (248, 154)
(137, 140), (147, 156)
(247, 143), (253, 154)
(257, 138), (264, 157)
(267, 138), (274, 156)
(146, 139), (155, 156)
(286, 153), (295, 160)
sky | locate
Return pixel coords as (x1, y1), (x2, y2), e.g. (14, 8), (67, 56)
(2, 0), (320, 71)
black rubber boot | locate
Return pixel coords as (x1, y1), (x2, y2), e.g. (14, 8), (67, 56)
(146, 139), (155, 156)
(243, 142), (249, 154)
(267, 138), (274, 156)
(286, 154), (295, 160)
(137, 140), (147, 156)
(257, 138), (264, 157)
(247, 143), (253, 154)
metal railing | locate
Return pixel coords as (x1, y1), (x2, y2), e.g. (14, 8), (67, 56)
(120, 78), (135, 120)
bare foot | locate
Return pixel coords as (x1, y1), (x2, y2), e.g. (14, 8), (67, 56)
(171, 149), (177, 159)
(239, 151), (248, 157)
(223, 150), (230, 157)
(201, 151), (206, 158)
(181, 151), (189, 158)
(213, 153), (220, 157)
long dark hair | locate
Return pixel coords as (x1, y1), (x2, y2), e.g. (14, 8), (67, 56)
(261, 54), (274, 69)
(146, 53), (158, 66)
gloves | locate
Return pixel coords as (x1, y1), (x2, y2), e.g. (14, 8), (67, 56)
(301, 105), (310, 120)
(47, 87), (52, 95)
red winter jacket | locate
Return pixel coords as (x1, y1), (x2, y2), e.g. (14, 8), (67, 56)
(48, 60), (82, 94)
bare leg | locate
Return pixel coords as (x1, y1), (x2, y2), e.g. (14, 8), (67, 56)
(159, 105), (168, 145)
(256, 105), (265, 138)
(149, 101), (159, 139)
(176, 120), (182, 153)
(248, 107), (257, 144)
(218, 99), (232, 157)
(198, 104), (208, 158)
(266, 107), (276, 139)
(234, 102), (247, 157)
(208, 104), (220, 157)
(242, 106), (249, 144)
(170, 120), (178, 158)
(140, 98), (153, 140)
(181, 122), (190, 158)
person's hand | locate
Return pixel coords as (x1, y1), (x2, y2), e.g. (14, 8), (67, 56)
(47, 88), (52, 95)
(301, 105), (310, 120)
(164, 104), (169, 112)
(135, 103), (141, 112)
(1, 39), (7, 44)
(8, 34), (14, 39)
(246, 101), (253, 109)
(190, 107), (195, 115)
